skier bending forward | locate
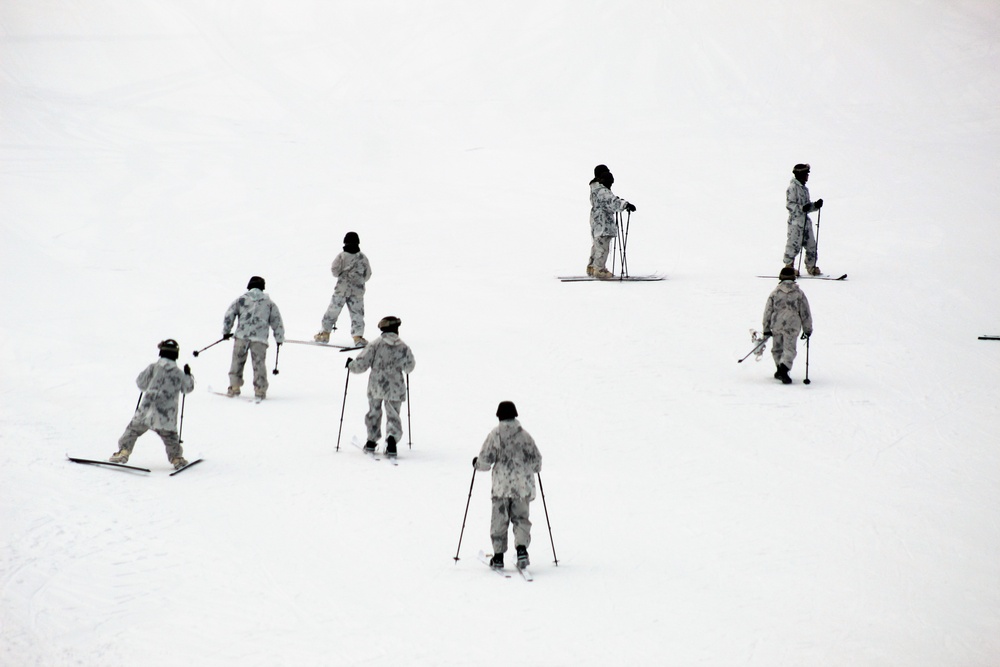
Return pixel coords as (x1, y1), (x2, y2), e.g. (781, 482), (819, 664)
(474, 401), (543, 570)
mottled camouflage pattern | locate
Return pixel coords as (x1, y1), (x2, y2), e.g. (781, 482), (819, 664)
(116, 420), (183, 462)
(229, 339), (269, 393)
(475, 419), (543, 501)
(589, 181), (630, 238)
(783, 177), (818, 268)
(223, 289), (285, 345)
(321, 251), (372, 335)
(364, 396), (402, 442)
(348, 332), (415, 401)
(588, 236), (612, 272)
(131, 358), (195, 431)
(763, 281), (813, 369)
(490, 497), (532, 555)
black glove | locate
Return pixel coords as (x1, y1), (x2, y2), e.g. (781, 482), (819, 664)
(345, 358), (353, 368)
(625, 203), (636, 213)
(814, 198), (824, 209)
(183, 364), (191, 375)
(276, 342), (282, 348)
(763, 331), (772, 338)
(802, 202), (814, 213)
(223, 333), (234, 340)
(472, 457), (478, 468)
(801, 331), (811, 340)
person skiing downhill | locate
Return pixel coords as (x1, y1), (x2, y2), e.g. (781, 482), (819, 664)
(315, 232), (372, 347)
(587, 164), (636, 280)
(110, 339), (194, 470)
(223, 276), (285, 400)
(762, 266), (813, 384)
(345, 316), (415, 458)
(473, 401), (543, 570)
(783, 163), (824, 276)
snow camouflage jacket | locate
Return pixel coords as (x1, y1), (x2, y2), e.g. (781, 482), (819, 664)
(348, 332), (415, 401)
(785, 177), (814, 229)
(222, 288), (285, 345)
(763, 281), (813, 336)
(331, 251), (372, 298)
(589, 181), (630, 238)
(133, 358), (195, 432)
(475, 419), (543, 501)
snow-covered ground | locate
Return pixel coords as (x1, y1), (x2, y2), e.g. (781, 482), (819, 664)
(2, 1), (999, 665)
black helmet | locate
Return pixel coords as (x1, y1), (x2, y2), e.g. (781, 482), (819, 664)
(247, 276), (265, 290)
(378, 316), (402, 333)
(496, 401), (518, 420)
(158, 339), (180, 360)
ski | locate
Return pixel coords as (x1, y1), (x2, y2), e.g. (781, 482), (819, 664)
(757, 273), (847, 281)
(558, 274), (665, 282)
(477, 550), (511, 578)
(207, 387), (260, 403)
(351, 436), (380, 461)
(68, 456), (151, 473)
(169, 458), (204, 476)
(284, 339), (363, 350)
(978, 336), (1000, 341)
(517, 565), (534, 582)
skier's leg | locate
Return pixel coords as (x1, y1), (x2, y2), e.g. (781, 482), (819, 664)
(782, 222), (804, 266)
(384, 400), (403, 442)
(364, 396), (383, 442)
(115, 418), (148, 457)
(771, 332), (785, 367)
(154, 428), (184, 463)
(249, 341), (268, 394)
(592, 236), (612, 270)
(228, 338), (250, 391)
(781, 332), (799, 370)
(347, 294), (366, 339)
(321, 293), (347, 333)
(803, 222), (818, 270)
(510, 498), (533, 549)
(490, 498), (511, 555)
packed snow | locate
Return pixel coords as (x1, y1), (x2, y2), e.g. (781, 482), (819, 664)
(2, 1), (999, 665)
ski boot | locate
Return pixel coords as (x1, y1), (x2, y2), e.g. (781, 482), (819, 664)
(594, 268), (615, 280)
(585, 265), (595, 277)
(313, 330), (330, 344)
(226, 386), (240, 397)
(775, 363), (792, 384)
(490, 553), (504, 570)
(516, 545), (530, 569)
(109, 449), (129, 464)
(385, 435), (397, 458)
(352, 336), (367, 347)
(255, 389), (266, 401)
(171, 457), (189, 471)
(807, 266), (822, 276)
(363, 440), (377, 454)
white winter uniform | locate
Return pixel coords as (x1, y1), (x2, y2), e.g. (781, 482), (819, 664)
(783, 177), (818, 268)
(322, 251), (372, 337)
(223, 288), (284, 394)
(349, 332), (415, 442)
(116, 358), (194, 462)
(589, 181), (631, 271)
(763, 280), (813, 369)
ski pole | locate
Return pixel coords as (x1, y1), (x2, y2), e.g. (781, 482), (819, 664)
(537, 472), (559, 566)
(738, 338), (768, 363)
(192, 337), (227, 357)
(178, 393), (186, 444)
(619, 209), (631, 280)
(453, 466), (477, 562)
(611, 217), (619, 276)
(135, 392), (143, 413)
(803, 336), (811, 385)
(335, 364), (351, 452)
(814, 207), (822, 258)
(272, 343), (281, 375)
(406, 373), (412, 449)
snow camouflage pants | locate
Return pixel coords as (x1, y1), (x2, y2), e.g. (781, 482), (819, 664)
(770, 331), (799, 369)
(365, 397), (402, 443)
(783, 220), (817, 268)
(117, 418), (184, 462)
(322, 293), (365, 338)
(229, 339), (269, 393)
(589, 236), (612, 270)
(491, 497), (532, 555)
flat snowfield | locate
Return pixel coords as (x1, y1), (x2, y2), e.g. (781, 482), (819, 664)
(2, 2), (999, 666)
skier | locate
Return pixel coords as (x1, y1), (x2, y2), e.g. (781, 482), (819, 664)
(783, 163), (824, 276)
(314, 231), (372, 347)
(587, 164), (635, 280)
(110, 339), (194, 470)
(473, 401), (543, 570)
(345, 316), (415, 458)
(222, 276), (285, 400)
(762, 266), (813, 384)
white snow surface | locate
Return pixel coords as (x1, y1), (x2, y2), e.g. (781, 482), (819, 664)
(3, 1), (1000, 665)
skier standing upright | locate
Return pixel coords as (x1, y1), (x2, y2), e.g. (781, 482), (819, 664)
(783, 163), (824, 276)
(473, 401), (543, 570)
(110, 339), (194, 470)
(223, 275), (285, 400)
(345, 316), (415, 458)
(315, 232), (372, 347)
(588, 164), (635, 280)
(762, 266), (813, 384)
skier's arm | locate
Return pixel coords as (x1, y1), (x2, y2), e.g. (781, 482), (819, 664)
(270, 302), (285, 344)
(597, 187), (629, 213)
(402, 346), (415, 374)
(800, 295), (813, 336)
(348, 343), (374, 373)
(222, 299), (241, 337)
(762, 296), (775, 333)
(331, 254), (344, 278)
(181, 365), (195, 394)
(135, 364), (154, 391)
(474, 434), (496, 471)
